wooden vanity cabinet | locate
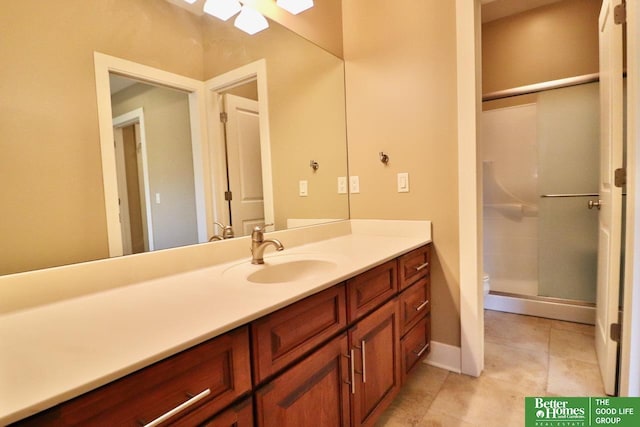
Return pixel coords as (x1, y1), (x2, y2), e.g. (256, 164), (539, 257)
(398, 246), (432, 381)
(194, 397), (253, 427)
(251, 285), (347, 385)
(399, 276), (431, 336)
(13, 327), (252, 427)
(400, 315), (431, 383)
(398, 245), (430, 291)
(346, 260), (397, 322)
(254, 334), (352, 427)
(349, 298), (401, 427)
(13, 244), (432, 427)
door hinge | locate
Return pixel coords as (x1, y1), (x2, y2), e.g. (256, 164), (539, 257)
(610, 323), (622, 343)
(615, 168), (626, 187)
(220, 112), (228, 123)
(224, 191), (233, 201)
(614, 2), (626, 25)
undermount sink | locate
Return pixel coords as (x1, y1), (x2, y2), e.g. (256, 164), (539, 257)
(222, 255), (339, 284)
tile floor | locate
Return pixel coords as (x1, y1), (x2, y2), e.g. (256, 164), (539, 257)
(376, 309), (606, 426)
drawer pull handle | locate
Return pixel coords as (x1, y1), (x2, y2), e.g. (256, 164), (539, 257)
(415, 262), (429, 272)
(140, 388), (211, 427)
(414, 300), (430, 312)
(361, 340), (367, 384)
(344, 349), (356, 394)
(412, 342), (430, 357)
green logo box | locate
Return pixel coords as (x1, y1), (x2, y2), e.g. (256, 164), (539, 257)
(525, 397), (640, 426)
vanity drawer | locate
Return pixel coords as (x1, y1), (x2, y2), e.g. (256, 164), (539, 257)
(398, 245), (431, 290)
(400, 315), (431, 383)
(251, 284), (347, 384)
(191, 396), (253, 427)
(346, 260), (398, 322)
(399, 276), (430, 335)
(14, 327), (251, 427)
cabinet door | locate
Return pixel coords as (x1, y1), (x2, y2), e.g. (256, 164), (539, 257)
(255, 334), (351, 427)
(349, 298), (401, 427)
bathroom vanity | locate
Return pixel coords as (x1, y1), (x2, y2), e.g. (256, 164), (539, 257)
(0, 220), (431, 426)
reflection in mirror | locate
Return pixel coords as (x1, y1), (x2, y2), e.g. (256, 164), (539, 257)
(109, 75), (201, 254)
(217, 80), (268, 237)
(0, 0), (348, 276)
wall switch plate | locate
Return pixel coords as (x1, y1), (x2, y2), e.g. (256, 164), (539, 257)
(350, 176), (360, 194)
(155, 193), (161, 204)
(337, 177), (348, 194)
(397, 172), (409, 193)
(299, 180), (308, 196)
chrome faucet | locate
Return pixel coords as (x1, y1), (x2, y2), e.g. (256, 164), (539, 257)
(209, 221), (235, 242)
(251, 224), (284, 264)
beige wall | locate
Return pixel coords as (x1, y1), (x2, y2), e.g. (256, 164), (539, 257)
(0, 0), (203, 275)
(111, 83), (199, 251)
(482, 0), (600, 94)
(202, 15), (349, 231)
(254, 0), (344, 58)
(342, 0), (461, 347)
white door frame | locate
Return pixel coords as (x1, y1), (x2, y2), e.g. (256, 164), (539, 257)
(204, 59), (274, 230)
(620, 0), (640, 397)
(456, 0), (484, 377)
(456, 0), (640, 393)
(113, 108), (154, 253)
(94, 52), (209, 256)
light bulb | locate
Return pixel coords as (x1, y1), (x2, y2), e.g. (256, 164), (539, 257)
(276, 0), (314, 15)
(203, 0), (242, 21)
(234, 5), (269, 35)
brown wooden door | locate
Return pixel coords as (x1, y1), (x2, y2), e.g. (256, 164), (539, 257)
(349, 298), (401, 427)
(255, 334), (351, 427)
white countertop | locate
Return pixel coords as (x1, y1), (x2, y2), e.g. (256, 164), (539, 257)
(0, 220), (431, 425)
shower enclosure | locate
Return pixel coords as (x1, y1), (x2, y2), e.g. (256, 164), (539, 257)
(482, 81), (600, 323)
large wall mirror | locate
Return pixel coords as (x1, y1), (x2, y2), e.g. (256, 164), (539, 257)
(0, 0), (349, 276)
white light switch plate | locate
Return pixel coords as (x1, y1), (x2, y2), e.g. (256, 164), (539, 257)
(299, 180), (308, 196)
(397, 173), (409, 193)
(338, 177), (348, 194)
(350, 176), (360, 194)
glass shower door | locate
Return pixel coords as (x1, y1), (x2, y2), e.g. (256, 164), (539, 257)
(537, 82), (600, 303)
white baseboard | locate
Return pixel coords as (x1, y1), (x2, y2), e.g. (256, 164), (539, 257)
(424, 340), (461, 373)
(484, 293), (595, 324)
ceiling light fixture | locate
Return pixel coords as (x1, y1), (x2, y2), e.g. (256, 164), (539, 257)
(203, 0), (242, 21)
(234, 5), (269, 35)
(182, 0), (198, 4)
(276, 0), (314, 15)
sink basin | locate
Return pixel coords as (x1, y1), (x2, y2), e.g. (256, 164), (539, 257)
(222, 255), (339, 284)
(247, 259), (337, 284)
